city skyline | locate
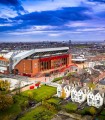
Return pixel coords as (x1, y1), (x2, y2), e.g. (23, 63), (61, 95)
(0, 0), (105, 42)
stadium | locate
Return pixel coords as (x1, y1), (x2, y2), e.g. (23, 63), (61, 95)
(0, 47), (72, 77)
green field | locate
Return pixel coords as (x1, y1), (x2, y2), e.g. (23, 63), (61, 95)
(19, 105), (55, 120)
(22, 85), (57, 102)
(64, 102), (78, 112)
(47, 97), (61, 104)
(19, 97), (61, 120)
(0, 85), (57, 120)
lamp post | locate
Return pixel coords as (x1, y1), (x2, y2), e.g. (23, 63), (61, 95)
(45, 77), (46, 85)
(49, 75), (50, 82)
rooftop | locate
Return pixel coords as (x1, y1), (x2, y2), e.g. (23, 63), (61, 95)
(93, 90), (99, 95)
(99, 78), (105, 85)
(13, 47), (69, 59)
(0, 56), (9, 62)
(76, 86), (82, 91)
(80, 78), (90, 83)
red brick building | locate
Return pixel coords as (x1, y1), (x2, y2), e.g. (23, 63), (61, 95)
(0, 47), (71, 77)
(0, 56), (9, 74)
(13, 47), (72, 77)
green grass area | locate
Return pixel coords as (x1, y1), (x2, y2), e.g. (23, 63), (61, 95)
(47, 97), (61, 105)
(19, 105), (55, 120)
(64, 102), (78, 112)
(0, 85), (56, 120)
(58, 81), (62, 84)
(21, 85), (57, 102)
(96, 115), (105, 120)
(77, 106), (97, 115)
(19, 97), (61, 120)
(66, 72), (76, 77)
(77, 107), (90, 115)
(52, 77), (63, 82)
(47, 97), (62, 111)
(100, 109), (105, 116)
(0, 95), (28, 120)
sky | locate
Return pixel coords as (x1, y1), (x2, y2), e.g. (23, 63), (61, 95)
(0, 0), (105, 42)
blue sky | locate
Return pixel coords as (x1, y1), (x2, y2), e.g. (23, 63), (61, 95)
(0, 0), (105, 42)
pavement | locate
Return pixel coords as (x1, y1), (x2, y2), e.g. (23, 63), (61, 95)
(29, 72), (64, 83)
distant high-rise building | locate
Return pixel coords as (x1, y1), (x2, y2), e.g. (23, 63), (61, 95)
(69, 40), (72, 49)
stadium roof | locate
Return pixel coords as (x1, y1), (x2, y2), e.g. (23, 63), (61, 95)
(13, 47), (69, 59)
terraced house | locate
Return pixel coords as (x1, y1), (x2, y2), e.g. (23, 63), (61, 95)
(87, 90), (105, 108)
(71, 87), (90, 103)
(57, 84), (73, 99)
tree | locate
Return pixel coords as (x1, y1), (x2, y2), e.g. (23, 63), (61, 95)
(27, 91), (34, 100)
(34, 110), (52, 120)
(0, 93), (13, 111)
(89, 107), (97, 115)
(61, 88), (66, 99)
(4, 80), (10, 91)
(88, 82), (96, 90)
(15, 80), (22, 95)
(0, 79), (10, 92)
(20, 100), (29, 111)
(42, 101), (56, 112)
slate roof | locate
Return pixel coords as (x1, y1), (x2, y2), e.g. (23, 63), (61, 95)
(66, 85), (70, 90)
(61, 83), (67, 88)
(99, 78), (105, 85)
(76, 86), (82, 91)
(93, 90), (99, 95)
(80, 78), (90, 83)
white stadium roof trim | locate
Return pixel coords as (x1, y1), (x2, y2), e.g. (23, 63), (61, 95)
(13, 47), (69, 59)
(13, 50), (32, 58)
(4, 52), (14, 59)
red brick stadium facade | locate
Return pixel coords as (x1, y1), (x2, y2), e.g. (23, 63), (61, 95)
(13, 47), (72, 77)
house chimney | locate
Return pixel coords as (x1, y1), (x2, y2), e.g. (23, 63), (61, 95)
(78, 82), (80, 86)
(87, 87), (90, 92)
(102, 93), (104, 98)
(84, 88), (87, 94)
(90, 87), (93, 91)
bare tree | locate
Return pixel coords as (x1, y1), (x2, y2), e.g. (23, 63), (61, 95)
(15, 80), (22, 95)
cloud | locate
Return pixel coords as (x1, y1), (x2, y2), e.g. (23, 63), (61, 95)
(0, 23), (12, 26)
(14, 6), (91, 26)
(88, 0), (105, 3)
(77, 27), (105, 32)
(0, 18), (8, 24)
(33, 25), (57, 30)
(0, 6), (91, 33)
(22, 0), (85, 13)
(0, 0), (105, 42)
(48, 31), (82, 37)
(0, 0), (27, 15)
(95, 11), (105, 18)
(7, 29), (56, 35)
(48, 33), (61, 37)
(66, 22), (87, 27)
(66, 19), (105, 28)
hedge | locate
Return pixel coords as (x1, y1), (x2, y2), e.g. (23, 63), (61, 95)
(52, 77), (63, 82)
